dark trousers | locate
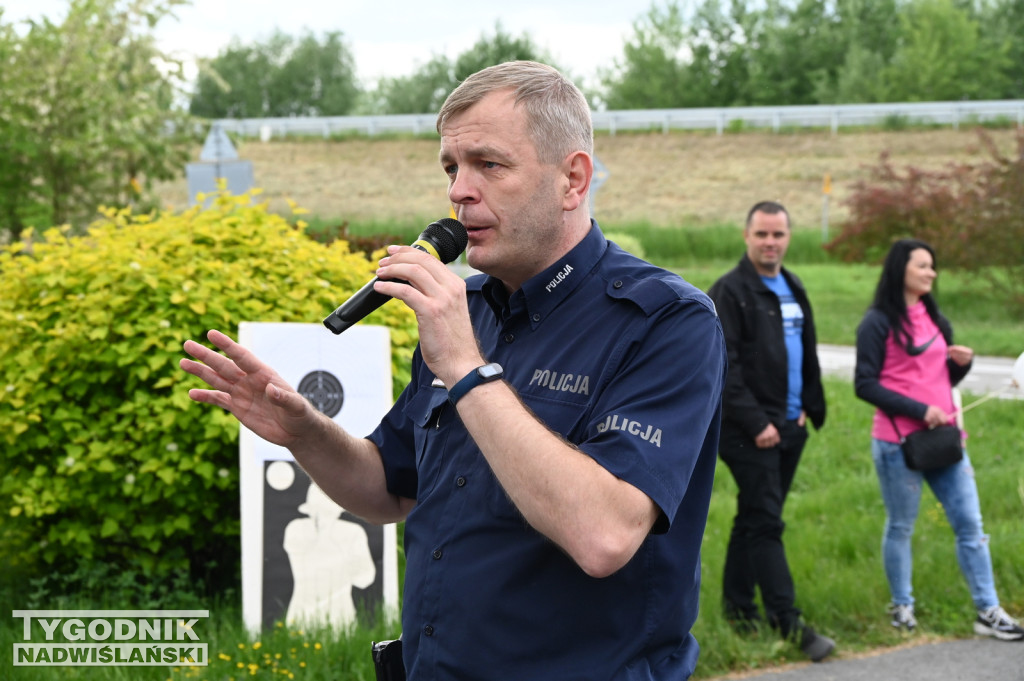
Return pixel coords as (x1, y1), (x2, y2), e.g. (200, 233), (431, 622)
(719, 419), (809, 636)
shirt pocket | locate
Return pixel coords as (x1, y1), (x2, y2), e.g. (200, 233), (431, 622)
(402, 386), (455, 499)
(517, 390), (590, 445)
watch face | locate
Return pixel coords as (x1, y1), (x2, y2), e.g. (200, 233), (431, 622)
(479, 363), (502, 379)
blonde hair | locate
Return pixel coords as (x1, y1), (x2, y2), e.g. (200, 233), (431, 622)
(436, 61), (593, 165)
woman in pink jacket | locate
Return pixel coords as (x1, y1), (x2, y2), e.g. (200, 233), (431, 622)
(854, 238), (1022, 641)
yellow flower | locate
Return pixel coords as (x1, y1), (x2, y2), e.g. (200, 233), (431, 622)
(252, 641), (263, 650)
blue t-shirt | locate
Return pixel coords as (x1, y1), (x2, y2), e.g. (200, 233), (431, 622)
(760, 274), (804, 420)
(368, 223), (726, 681)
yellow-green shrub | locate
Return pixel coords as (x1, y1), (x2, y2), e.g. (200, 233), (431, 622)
(0, 191), (418, 580)
(605, 232), (647, 260)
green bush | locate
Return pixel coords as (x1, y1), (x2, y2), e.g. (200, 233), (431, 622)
(0, 191), (418, 583)
(826, 128), (1024, 314)
(604, 232), (646, 259)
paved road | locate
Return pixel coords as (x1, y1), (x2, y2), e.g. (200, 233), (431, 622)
(818, 344), (1023, 401)
(709, 637), (1024, 680)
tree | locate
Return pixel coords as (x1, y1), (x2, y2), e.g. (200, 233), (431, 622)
(601, 0), (1016, 109)
(812, 0), (901, 103)
(189, 29), (360, 118)
(0, 18), (44, 233)
(371, 23), (557, 114)
(685, 0), (752, 107)
(602, 0), (849, 109)
(881, 0), (998, 102)
(738, 0), (847, 105)
(188, 42), (273, 119)
(371, 54), (455, 115)
(600, 1), (698, 110)
(0, 0), (194, 237)
(272, 32), (360, 117)
(968, 0), (1020, 98)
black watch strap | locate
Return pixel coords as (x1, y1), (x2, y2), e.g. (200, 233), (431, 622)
(448, 363), (504, 405)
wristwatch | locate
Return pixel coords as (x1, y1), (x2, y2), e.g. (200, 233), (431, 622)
(448, 363), (504, 405)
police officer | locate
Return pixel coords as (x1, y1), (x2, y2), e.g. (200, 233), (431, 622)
(182, 61), (726, 680)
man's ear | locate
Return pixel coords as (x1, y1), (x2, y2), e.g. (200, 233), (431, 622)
(561, 151), (593, 212)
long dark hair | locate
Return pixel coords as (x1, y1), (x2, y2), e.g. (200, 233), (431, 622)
(870, 239), (952, 352)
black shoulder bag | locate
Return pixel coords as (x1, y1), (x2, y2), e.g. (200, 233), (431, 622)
(887, 414), (963, 471)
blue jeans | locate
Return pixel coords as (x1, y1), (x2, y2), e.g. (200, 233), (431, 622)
(871, 438), (999, 610)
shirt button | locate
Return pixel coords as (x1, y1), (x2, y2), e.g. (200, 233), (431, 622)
(504, 333), (515, 343)
(456, 476), (466, 487)
(532, 313), (541, 322)
(432, 548), (443, 560)
(424, 625), (434, 636)
(613, 280), (623, 289)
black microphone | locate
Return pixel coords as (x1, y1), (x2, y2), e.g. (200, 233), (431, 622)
(323, 218), (469, 334)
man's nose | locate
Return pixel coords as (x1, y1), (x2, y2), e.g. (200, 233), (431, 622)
(448, 170), (478, 204)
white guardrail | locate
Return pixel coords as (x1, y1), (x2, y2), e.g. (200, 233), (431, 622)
(211, 100), (1024, 139)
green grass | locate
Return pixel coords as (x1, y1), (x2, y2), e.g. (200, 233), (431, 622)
(608, 222), (835, 267)
(692, 377), (1024, 677)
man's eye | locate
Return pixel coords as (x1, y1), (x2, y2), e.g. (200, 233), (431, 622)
(444, 164), (458, 176)
(482, 161), (498, 169)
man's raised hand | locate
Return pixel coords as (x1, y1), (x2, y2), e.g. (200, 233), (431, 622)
(180, 329), (318, 448)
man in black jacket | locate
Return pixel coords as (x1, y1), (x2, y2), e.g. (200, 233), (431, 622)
(707, 201), (833, 662)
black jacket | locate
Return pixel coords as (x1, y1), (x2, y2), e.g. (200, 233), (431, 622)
(708, 254), (826, 438)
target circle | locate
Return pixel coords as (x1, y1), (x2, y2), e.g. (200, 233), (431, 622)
(297, 371), (344, 417)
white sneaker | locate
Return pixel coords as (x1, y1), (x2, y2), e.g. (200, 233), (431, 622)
(888, 603), (917, 631)
(974, 605), (1024, 641)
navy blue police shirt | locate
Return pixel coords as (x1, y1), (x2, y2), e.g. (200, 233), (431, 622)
(368, 223), (726, 681)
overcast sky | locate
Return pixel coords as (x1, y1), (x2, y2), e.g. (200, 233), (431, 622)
(2, 0), (646, 88)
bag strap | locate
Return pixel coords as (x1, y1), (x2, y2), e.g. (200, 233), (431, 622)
(885, 413), (906, 442)
(888, 410), (960, 442)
